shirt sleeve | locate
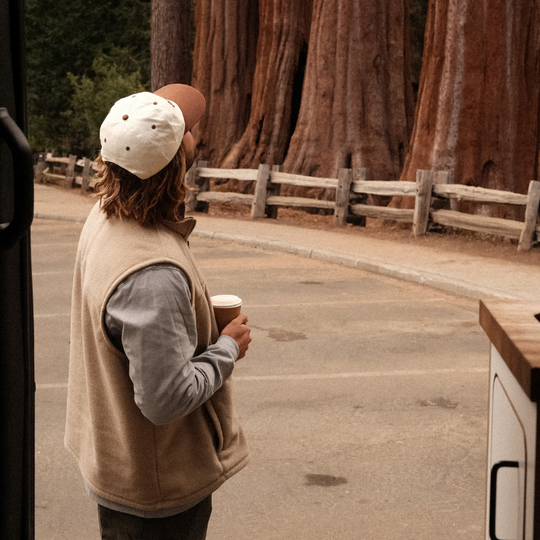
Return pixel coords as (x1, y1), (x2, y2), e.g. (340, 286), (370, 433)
(104, 264), (239, 425)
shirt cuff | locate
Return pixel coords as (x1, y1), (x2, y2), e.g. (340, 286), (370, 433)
(216, 334), (240, 360)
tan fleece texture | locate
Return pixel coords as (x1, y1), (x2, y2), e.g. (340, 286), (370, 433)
(65, 203), (249, 511)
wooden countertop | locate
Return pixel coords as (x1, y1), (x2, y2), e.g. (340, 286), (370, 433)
(480, 300), (540, 401)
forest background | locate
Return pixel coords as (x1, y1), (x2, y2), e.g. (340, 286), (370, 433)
(26, 0), (540, 219)
(25, 0), (426, 174)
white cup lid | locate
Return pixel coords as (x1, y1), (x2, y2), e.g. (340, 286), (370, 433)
(211, 294), (242, 308)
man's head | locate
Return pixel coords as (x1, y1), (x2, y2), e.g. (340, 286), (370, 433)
(95, 84), (205, 226)
(100, 84), (205, 178)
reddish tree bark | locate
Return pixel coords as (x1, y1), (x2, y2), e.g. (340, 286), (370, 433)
(221, 0), (313, 170)
(190, 0), (259, 166)
(283, 0), (415, 181)
(151, 0), (193, 90)
(397, 0), (540, 218)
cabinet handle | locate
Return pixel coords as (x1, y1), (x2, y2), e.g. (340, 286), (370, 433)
(489, 460), (519, 540)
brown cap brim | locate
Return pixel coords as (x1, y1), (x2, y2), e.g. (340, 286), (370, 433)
(154, 84), (206, 133)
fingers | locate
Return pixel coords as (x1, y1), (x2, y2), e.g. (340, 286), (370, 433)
(221, 313), (248, 335)
(221, 313), (251, 360)
(234, 313), (248, 325)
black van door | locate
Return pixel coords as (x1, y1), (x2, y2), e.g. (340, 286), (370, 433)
(0, 0), (36, 538)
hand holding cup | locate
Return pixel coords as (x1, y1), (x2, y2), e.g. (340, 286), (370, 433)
(211, 295), (251, 360)
(211, 294), (242, 331)
(221, 313), (251, 360)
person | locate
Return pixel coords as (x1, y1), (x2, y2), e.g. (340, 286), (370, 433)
(64, 84), (252, 540)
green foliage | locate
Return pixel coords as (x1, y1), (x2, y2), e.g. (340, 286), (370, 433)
(65, 53), (147, 157)
(25, 0), (151, 154)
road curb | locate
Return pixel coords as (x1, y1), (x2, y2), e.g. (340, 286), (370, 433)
(34, 212), (517, 302)
(192, 229), (515, 301)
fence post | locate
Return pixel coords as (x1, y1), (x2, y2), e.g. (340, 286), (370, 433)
(81, 157), (91, 192)
(197, 160), (210, 213)
(518, 180), (540, 252)
(413, 169), (433, 236)
(64, 154), (77, 189)
(266, 164), (283, 218)
(184, 165), (197, 213)
(348, 168), (371, 226)
(335, 168), (352, 227)
(34, 153), (46, 184)
(185, 161), (211, 213)
(251, 164), (271, 219)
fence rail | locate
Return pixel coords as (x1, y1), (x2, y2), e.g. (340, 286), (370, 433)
(34, 152), (97, 191)
(185, 162), (540, 252)
(35, 153), (540, 252)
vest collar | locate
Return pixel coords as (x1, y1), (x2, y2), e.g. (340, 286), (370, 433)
(161, 217), (197, 240)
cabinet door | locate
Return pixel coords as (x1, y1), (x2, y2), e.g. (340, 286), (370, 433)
(486, 346), (537, 540)
(489, 377), (526, 539)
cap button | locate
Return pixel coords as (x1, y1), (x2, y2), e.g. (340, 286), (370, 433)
(123, 114), (129, 120)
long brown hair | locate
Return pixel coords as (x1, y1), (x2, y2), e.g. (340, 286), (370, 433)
(93, 144), (188, 226)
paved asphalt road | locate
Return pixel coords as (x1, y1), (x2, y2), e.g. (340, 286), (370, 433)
(33, 217), (490, 540)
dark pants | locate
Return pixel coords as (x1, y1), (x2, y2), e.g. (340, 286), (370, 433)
(98, 496), (212, 540)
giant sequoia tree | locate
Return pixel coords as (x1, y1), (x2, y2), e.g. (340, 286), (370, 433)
(151, 0), (193, 89)
(192, 0), (414, 184)
(284, 0), (414, 180)
(397, 0), (540, 217)
(220, 0), (312, 170)
(190, 0), (259, 166)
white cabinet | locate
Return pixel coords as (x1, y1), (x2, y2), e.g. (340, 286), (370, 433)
(481, 301), (540, 540)
(486, 346), (536, 540)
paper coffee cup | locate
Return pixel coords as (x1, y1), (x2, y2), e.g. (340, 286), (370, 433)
(211, 294), (242, 331)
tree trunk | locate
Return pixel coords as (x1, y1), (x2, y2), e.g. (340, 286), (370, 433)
(220, 0), (313, 170)
(396, 0), (540, 218)
(151, 0), (193, 90)
(283, 0), (415, 183)
(190, 0), (259, 167)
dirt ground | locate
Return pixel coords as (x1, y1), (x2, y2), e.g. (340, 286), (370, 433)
(205, 201), (540, 267)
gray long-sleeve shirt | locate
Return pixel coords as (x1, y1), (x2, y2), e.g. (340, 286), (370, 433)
(104, 263), (239, 425)
(88, 263), (239, 518)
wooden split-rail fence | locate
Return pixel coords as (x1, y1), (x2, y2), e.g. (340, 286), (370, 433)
(34, 152), (97, 191)
(34, 153), (540, 252)
(185, 161), (540, 252)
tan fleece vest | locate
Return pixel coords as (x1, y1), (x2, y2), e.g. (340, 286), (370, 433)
(64, 203), (250, 511)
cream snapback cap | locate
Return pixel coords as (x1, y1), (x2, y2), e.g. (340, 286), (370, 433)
(100, 92), (186, 180)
